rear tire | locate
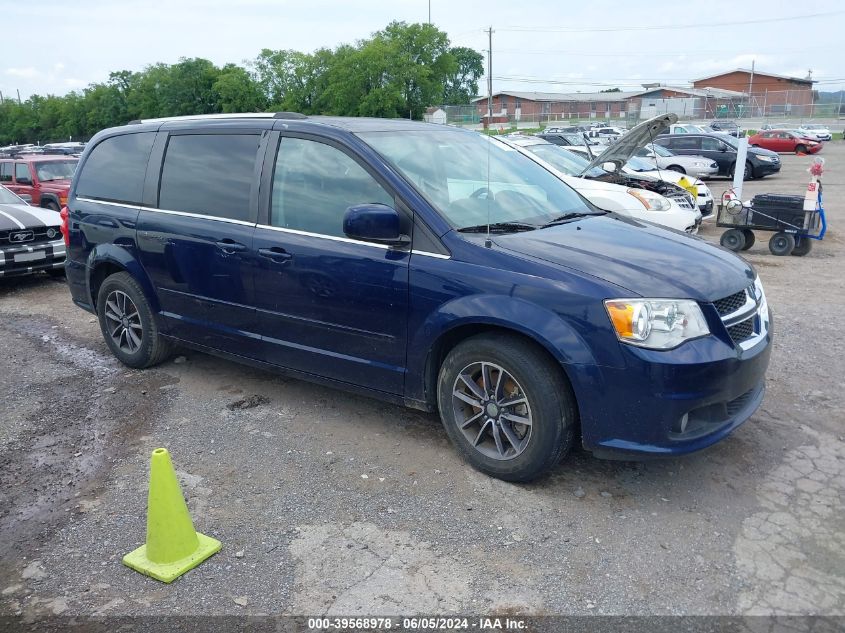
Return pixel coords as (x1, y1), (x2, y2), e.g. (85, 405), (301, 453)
(720, 229), (746, 251)
(740, 229), (755, 250)
(769, 232), (795, 256)
(791, 237), (813, 256)
(437, 333), (576, 482)
(96, 271), (172, 368)
(744, 161), (753, 179)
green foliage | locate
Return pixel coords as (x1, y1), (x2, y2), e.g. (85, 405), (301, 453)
(0, 22), (478, 145)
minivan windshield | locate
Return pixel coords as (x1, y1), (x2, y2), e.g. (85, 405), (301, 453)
(359, 129), (598, 231)
(35, 160), (77, 181)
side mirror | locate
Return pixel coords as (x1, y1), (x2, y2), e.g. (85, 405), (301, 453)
(719, 145), (728, 152)
(18, 193), (33, 203)
(343, 204), (410, 247)
(601, 161), (617, 173)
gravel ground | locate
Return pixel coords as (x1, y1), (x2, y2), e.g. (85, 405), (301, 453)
(0, 143), (843, 623)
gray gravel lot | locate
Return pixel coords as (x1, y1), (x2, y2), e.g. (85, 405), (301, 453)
(0, 142), (843, 621)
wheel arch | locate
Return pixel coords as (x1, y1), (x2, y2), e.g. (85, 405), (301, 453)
(39, 193), (60, 209)
(86, 244), (160, 313)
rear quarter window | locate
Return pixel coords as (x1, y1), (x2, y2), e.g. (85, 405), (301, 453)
(76, 132), (156, 204)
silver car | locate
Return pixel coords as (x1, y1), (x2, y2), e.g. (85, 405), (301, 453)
(635, 143), (719, 179)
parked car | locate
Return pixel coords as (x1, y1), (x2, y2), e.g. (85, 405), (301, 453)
(634, 143), (719, 179)
(537, 131), (602, 151)
(0, 184), (66, 277)
(64, 113), (771, 481)
(654, 133), (781, 179)
(585, 126), (625, 140)
(42, 142), (87, 156)
(747, 130), (823, 154)
(797, 124), (832, 141)
(656, 123), (710, 135)
(623, 156), (714, 216)
(497, 136), (700, 233)
(0, 155), (78, 210)
(709, 120), (741, 137)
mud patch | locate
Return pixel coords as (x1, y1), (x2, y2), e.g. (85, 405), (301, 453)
(226, 394), (270, 411)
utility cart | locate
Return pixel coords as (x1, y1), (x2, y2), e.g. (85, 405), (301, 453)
(717, 162), (827, 256)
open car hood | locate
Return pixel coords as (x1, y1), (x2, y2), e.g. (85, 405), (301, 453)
(579, 113), (678, 176)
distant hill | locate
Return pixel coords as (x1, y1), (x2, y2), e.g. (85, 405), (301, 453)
(816, 90), (845, 104)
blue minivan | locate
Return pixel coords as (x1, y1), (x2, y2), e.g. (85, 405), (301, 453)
(62, 114), (772, 481)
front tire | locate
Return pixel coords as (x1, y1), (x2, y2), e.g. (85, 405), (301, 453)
(44, 201), (60, 212)
(96, 271), (172, 368)
(795, 144), (807, 155)
(437, 333), (576, 482)
(667, 165), (686, 174)
(769, 232), (795, 256)
(720, 229), (746, 251)
(791, 237), (813, 256)
(740, 229), (756, 251)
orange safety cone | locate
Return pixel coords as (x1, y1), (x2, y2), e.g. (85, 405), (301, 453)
(123, 448), (221, 583)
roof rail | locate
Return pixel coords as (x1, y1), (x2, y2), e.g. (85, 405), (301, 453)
(124, 112), (308, 125)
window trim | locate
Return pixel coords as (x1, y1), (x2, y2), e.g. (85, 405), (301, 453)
(155, 129), (264, 224)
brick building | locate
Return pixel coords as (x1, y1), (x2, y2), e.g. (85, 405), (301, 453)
(471, 90), (640, 123)
(691, 69), (815, 114)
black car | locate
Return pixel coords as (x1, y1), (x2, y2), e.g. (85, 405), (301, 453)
(709, 120), (741, 137)
(654, 133), (780, 179)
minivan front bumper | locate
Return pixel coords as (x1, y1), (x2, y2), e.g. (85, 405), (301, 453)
(575, 321), (772, 459)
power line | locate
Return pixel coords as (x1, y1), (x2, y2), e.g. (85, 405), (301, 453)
(496, 10), (844, 33)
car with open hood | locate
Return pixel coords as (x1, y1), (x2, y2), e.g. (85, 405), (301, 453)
(64, 113), (771, 482)
(497, 135), (700, 232)
(0, 184), (66, 278)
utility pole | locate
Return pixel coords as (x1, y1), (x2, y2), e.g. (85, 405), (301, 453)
(428, 0), (431, 23)
(486, 26), (493, 120)
(17, 89), (22, 104)
(746, 59), (755, 120)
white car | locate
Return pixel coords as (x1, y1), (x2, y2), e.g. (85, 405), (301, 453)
(566, 146), (715, 218)
(797, 124), (832, 141)
(634, 143), (719, 179)
(497, 136), (700, 234)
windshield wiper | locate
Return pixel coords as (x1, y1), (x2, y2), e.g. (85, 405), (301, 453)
(540, 211), (605, 228)
(457, 221), (538, 234)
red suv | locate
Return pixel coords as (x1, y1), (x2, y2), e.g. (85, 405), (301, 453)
(0, 155), (78, 210)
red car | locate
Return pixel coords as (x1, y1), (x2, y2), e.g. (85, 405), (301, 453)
(0, 155), (78, 211)
(748, 130), (822, 155)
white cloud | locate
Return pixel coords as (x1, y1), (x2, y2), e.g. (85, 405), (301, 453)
(6, 67), (40, 79)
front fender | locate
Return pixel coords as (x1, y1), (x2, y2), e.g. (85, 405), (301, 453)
(86, 244), (160, 313)
(406, 294), (609, 406)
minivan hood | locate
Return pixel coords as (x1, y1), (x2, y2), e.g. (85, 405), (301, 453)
(492, 215), (754, 301)
(580, 113), (678, 175)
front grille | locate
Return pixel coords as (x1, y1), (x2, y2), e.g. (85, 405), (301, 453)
(727, 317), (755, 344)
(0, 226), (60, 246)
(713, 289), (748, 316)
(726, 388), (756, 417)
(667, 192), (695, 210)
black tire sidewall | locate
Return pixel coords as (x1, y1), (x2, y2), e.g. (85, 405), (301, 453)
(769, 232), (795, 256)
(741, 229), (756, 250)
(96, 272), (162, 368)
(436, 334), (574, 482)
(720, 229), (745, 251)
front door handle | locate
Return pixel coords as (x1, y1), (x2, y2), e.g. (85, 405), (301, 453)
(257, 247), (293, 263)
(215, 239), (247, 254)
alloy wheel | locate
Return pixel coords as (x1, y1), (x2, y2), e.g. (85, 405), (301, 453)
(451, 361), (533, 460)
(103, 290), (143, 353)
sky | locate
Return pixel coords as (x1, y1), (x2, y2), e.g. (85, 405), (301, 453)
(2, 0), (843, 101)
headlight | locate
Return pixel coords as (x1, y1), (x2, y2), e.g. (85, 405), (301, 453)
(756, 155), (775, 162)
(693, 161), (705, 167)
(626, 188), (671, 212)
(605, 299), (710, 350)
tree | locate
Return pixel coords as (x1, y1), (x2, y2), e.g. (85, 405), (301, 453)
(213, 64), (267, 113)
(600, 87), (622, 93)
(442, 46), (484, 104)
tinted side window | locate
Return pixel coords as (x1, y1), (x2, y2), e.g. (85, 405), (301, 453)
(76, 132), (155, 204)
(672, 137), (700, 150)
(159, 134), (259, 221)
(15, 163), (31, 182)
(271, 137), (393, 237)
(701, 137), (725, 151)
(0, 163), (11, 182)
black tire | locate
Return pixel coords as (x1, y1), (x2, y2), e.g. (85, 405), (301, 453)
(768, 232), (795, 256)
(795, 144), (807, 155)
(437, 333), (576, 482)
(791, 237), (813, 256)
(96, 271), (172, 368)
(744, 161), (754, 179)
(720, 229), (746, 251)
(44, 200), (60, 212)
(741, 229), (756, 250)
(667, 165), (686, 174)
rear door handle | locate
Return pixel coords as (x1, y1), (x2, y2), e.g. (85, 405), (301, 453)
(215, 239), (247, 254)
(258, 247), (293, 263)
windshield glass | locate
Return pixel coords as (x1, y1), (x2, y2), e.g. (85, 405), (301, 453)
(647, 143), (674, 157)
(359, 129), (594, 230)
(520, 143), (603, 178)
(34, 160), (77, 182)
(626, 156), (657, 172)
(0, 186), (25, 204)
